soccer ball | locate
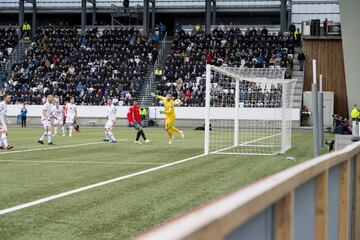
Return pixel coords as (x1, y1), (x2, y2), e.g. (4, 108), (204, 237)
(174, 99), (183, 106)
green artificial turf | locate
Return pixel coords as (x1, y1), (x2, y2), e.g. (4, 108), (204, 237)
(0, 127), (330, 239)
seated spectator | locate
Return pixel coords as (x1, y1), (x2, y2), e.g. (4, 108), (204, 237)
(297, 50), (305, 71)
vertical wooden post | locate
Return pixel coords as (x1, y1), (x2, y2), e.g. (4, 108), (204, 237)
(354, 154), (360, 240)
(315, 171), (328, 240)
(275, 192), (293, 240)
(338, 160), (350, 240)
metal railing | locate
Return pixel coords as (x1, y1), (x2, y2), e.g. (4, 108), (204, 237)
(141, 32), (168, 106)
(135, 141), (360, 240)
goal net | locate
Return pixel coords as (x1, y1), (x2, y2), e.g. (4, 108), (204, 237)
(204, 65), (297, 155)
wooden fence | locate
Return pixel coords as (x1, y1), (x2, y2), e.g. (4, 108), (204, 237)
(135, 141), (360, 240)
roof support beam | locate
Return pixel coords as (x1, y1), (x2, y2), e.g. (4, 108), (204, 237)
(81, 0), (86, 34)
(143, 0), (149, 35)
(212, 0), (216, 25)
(32, 0), (37, 38)
(205, 0), (211, 33)
(280, 0), (287, 32)
(19, 0), (24, 39)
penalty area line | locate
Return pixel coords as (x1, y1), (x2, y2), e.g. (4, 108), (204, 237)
(0, 153), (207, 216)
(0, 139), (128, 155)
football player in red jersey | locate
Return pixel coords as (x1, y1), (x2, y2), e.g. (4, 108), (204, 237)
(127, 99), (149, 144)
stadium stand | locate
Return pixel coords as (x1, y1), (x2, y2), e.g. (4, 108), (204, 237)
(7, 27), (158, 105)
(154, 26), (295, 106)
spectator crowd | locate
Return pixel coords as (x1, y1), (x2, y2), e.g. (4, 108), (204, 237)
(154, 26), (296, 107)
(6, 27), (158, 105)
(1, 25), (300, 108)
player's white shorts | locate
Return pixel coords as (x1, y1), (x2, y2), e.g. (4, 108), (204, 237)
(54, 119), (63, 126)
(105, 119), (115, 130)
(41, 119), (51, 129)
(0, 118), (7, 132)
(66, 116), (75, 124)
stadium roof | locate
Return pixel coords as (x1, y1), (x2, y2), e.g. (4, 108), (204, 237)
(1, 0), (286, 13)
(0, 0), (340, 24)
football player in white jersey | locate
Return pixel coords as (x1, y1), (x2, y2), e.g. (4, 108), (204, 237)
(0, 93), (13, 150)
(103, 98), (117, 143)
(52, 100), (65, 136)
(65, 96), (77, 137)
(38, 95), (56, 145)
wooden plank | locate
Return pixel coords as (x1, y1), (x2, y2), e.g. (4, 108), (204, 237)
(338, 160), (350, 240)
(275, 192), (293, 240)
(354, 154), (360, 240)
(303, 38), (348, 117)
(315, 171), (328, 240)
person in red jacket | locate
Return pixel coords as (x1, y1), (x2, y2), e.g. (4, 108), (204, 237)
(127, 99), (150, 144)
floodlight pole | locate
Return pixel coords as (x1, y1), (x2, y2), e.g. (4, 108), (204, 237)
(312, 59), (320, 157)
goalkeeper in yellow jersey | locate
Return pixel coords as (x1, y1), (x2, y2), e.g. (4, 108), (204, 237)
(151, 93), (184, 144)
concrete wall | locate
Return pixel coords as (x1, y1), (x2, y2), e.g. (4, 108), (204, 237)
(339, 0), (360, 115)
(6, 105), (300, 128)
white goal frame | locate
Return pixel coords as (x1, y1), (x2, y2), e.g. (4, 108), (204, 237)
(204, 65), (297, 156)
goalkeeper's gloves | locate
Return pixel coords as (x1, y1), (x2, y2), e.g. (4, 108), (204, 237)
(150, 92), (156, 97)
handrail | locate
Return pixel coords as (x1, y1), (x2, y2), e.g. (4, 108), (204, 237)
(135, 141), (360, 240)
(141, 32), (168, 106)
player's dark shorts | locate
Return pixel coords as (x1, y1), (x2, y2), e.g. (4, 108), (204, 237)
(133, 122), (142, 130)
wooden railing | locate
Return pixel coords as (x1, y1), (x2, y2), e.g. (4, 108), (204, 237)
(135, 141), (360, 240)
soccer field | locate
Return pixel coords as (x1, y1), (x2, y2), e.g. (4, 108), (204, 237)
(0, 127), (322, 239)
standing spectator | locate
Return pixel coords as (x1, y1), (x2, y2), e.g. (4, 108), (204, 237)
(21, 21), (31, 40)
(140, 106), (147, 124)
(351, 104), (360, 137)
(159, 22), (167, 39)
(261, 26), (268, 36)
(155, 68), (163, 81)
(175, 23), (182, 33)
(0, 67), (7, 87)
(20, 104), (28, 127)
(323, 18), (328, 36)
(295, 28), (302, 46)
(297, 50), (305, 71)
(289, 23), (296, 37)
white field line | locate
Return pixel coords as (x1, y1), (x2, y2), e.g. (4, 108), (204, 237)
(0, 160), (165, 165)
(0, 153), (206, 216)
(0, 140), (128, 155)
(211, 133), (281, 154)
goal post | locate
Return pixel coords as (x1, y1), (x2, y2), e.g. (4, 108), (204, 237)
(204, 65), (297, 156)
